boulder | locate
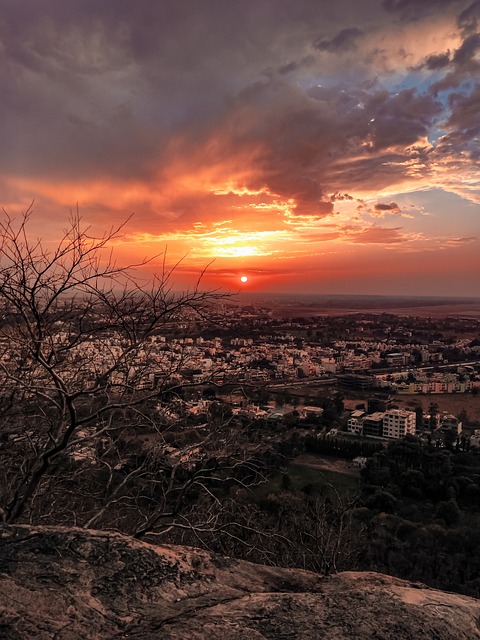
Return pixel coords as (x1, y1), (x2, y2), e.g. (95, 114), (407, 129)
(1, 525), (479, 639)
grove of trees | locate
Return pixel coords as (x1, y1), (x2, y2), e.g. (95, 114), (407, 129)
(357, 437), (480, 597)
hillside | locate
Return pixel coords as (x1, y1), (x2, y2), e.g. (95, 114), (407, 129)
(1, 525), (480, 639)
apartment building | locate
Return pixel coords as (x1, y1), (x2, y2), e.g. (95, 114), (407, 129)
(362, 412), (385, 438)
(382, 409), (416, 439)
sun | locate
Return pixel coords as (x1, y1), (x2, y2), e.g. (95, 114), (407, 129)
(240, 275), (248, 283)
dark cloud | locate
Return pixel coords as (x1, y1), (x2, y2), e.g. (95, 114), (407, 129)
(446, 83), (480, 133)
(374, 202), (401, 213)
(278, 60), (303, 75)
(382, 0), (463, 19)
(330, 193), (354, 201)
(208, 79), (442, 217)
(0, 0), (477, 230)
(423, 52), (452, 70)
(0, 0), (379, 187)
(452, 32), (480, 64)
(314, 28), (363, 52)
(430, 32), (480, 93)
(365, 90), (441, 150)
(458, 0), (480, 34)
(277, 56), (315, 75)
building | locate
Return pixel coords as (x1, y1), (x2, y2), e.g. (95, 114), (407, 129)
(352, 456), (368, 469)
(347, 410), (365, 435)
(383, 409), (416, 439)
(368, 397), (388, 413)
(439, 414), (462, 436)
(362, 412), (385, 438)
(301, 406), (324, 419)
(337, 374), (373, 390)
(385, 352), (407, 366)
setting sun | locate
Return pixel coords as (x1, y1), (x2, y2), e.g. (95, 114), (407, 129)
(240, 275), (248, 283)
(1, 1), (479, 298)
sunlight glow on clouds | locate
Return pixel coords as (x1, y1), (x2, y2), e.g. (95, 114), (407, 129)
(1, 0), (479, 295)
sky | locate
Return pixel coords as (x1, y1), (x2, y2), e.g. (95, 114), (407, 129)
(1, 0), (479, 296)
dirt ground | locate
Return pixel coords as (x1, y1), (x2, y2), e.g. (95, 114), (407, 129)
(294, 453), (361, 477)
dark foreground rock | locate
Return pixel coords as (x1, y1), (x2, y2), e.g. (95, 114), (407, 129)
(1, 525), (479, 639)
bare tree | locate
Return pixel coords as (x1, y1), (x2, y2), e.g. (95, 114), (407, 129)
(0, 208), (362, 572)
(155, 483), (365, 574)
(0, 207), (239, 528)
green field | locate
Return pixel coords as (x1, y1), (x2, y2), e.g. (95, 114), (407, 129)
(255, 462), (360, 502)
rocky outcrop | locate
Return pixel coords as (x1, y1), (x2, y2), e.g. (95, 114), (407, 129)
(1, 524), (479, 639)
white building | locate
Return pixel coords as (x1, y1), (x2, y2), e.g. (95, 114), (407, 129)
(348, 410), (365, 435)
(383, 409), (416, 439)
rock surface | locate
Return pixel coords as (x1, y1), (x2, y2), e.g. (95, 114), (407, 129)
(1, 524), (480, 639)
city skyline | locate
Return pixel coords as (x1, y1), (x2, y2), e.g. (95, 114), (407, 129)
(1, 0), (479, 295)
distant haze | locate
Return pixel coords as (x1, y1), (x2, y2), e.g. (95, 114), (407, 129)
(231, 293), (480, 318)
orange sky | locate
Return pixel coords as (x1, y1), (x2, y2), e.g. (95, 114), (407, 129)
(1, 1), (479, 296)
